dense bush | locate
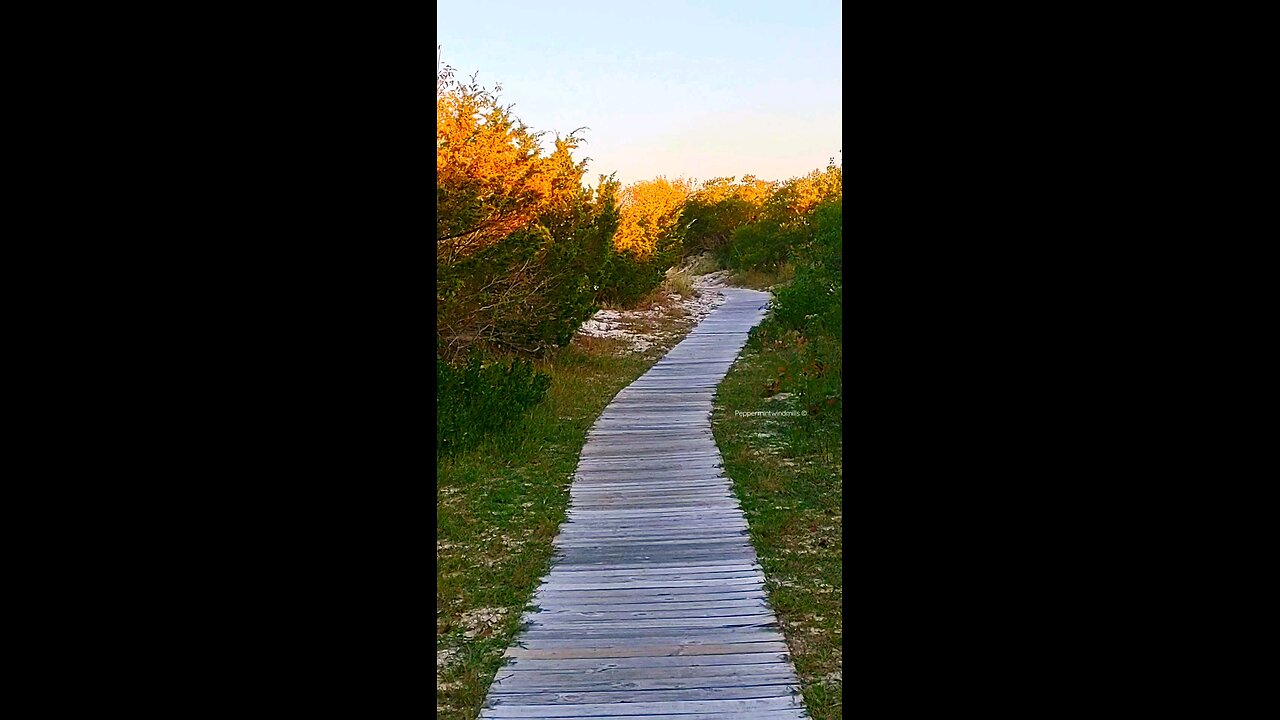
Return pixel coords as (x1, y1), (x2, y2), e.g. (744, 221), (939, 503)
(437, 66), (618, 451)
(436, 351), (551, 457)
(596, 249), (666, 307)
(680, 176), (774, 257)
(750, 198), (842, 429)
(591, 177), (691, 305)
(770, 199), (842, 339)
(714, 161), (842, 275)
(718, 220), (807, 272)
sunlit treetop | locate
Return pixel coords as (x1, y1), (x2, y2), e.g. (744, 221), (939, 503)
(437, 65), (588, 263)
(612, 176), (694, 258)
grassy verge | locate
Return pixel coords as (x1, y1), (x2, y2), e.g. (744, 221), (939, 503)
(731, 262), (795, 290)
(437, 334), (671, 719)
(711, 331), (843, 720)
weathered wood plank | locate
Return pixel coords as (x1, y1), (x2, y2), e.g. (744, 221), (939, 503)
(490, 672), (797, 693)
(488, 684), (802, 704)
(531, 601), (769, 616)
(546, 561), (759, 573)
(529, 594), (767, 608)
(537, 565), (760, 579)
(499, 651), (793, 672)
(520, 627), (782, 642)
(479, 695), (805, 717)
(526, 612), (776, 628)
(548, 555), (762, 570)
(535, 576), (765, 593)
(529, 611), (774, 625)
(555, 520), (747, 532)
(482, 711), (806, 720)
(503, 641), (789, 660)
(493, 662), (795, 683)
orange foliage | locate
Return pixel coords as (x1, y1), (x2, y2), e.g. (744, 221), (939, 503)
(613, 176), (693, 257)
(767, 163), (842, 223)
(436, 67), (586, 263)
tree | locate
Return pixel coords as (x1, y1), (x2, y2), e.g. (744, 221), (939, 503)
(612, 176), (693, 258)
(681, 175), (776, 255)
(436, 65), (586, 264)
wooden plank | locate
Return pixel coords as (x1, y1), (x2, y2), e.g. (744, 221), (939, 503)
(488, 684), (801, 704)
(527, 610), (775, 626)
(538, 565), (760, 579)
(493, 662), (795, 683)
(551, 546), (760, 559)
(548, 550), (758, 564)
(552, 536), (751, 549)
(536, 576), (764, 592)
(565, 499), (736, 510)
(528, 604), (773, 617)
(482, 711), (806, 720)
(504, 641), (788, 660)
(530, 609), (773, 623)
(532, 590), (766, 604)
(555, 517), (747, 530)
(527, 614), (777, 628)
(514, 630), (785, 646)
(570, 481), (732, 491)
(554, 530), (749, 542)
(530, 594), (768, 609)
(567, 500), (740, 509)
(537, 566), (761, 580)
(490, 673), (797, 693)
(570, 476), (730, 486)
(569, 491), (737, 501)
(499, 652), (792, 673)
(530, 594), (767, 609)
(549, 555), (762, 570)
(546, 561), (758, 573)
(532, 579), (762, 597)
(513, 629), (785, 645)
(479, 695), (804, 717)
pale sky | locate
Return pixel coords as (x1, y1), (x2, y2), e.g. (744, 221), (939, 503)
(437, 0), (842, 187)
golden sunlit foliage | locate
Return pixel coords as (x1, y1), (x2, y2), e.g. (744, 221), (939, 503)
(437, 63), (626, 362)
(437, 65), (587, 264)
(612, 176), (693, 258)
(682, 175), (778, 254)
(764, 161), (842, 225)
(716, 159), (842, 273)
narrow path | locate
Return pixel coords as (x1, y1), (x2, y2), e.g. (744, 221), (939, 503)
(481, 288), (808, 719)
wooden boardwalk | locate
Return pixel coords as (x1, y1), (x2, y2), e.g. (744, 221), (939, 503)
(481, 288), (809, 719)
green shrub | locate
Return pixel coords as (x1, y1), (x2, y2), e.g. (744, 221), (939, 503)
(436, 351), (551, 457)
(769, 200), (842, 340)
(719, 220), (808, 273)
(748, 198), (842, 433)
(596, 249), (667, 307)
(437, 175), (620, 358)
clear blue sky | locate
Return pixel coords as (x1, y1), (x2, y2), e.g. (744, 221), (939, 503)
(438, 0), (841, 187)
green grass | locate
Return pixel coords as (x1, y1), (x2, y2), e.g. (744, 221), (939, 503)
(731, 262), (795, 290)
(711, 333), (843, 720)
(436, 335), (661, 719)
